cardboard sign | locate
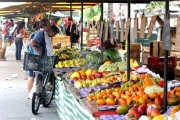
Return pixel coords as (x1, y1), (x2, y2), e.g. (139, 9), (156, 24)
(134, 18), (138, 39)
(105, 22), (109, 41)
(140, 15), (146, 38)
(99, 21), (104, 39)
(147, 16), (157, 38)
(120, 19), (125, 42)
(123, 18), (131, 40)
(116, 21), (119, 40)
(175, 17), (180, 51)
(96, 21), (100, 38)
(162, 18), (171, 50)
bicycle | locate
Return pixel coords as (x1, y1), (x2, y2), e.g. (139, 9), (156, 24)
(23, 52), (58, 115)
(31, 71), (55, 115)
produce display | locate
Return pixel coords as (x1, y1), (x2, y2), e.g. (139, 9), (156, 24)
(54, 45), (180, 120)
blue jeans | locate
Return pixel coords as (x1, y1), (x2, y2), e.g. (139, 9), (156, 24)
(15, 37), (23, 60)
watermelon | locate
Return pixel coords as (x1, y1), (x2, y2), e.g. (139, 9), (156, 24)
(104, 48), (122, 62)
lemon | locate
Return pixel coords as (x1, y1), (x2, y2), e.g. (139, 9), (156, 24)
(152, 115), (164, 120)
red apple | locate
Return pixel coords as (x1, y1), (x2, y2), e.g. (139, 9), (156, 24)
(138, 104), (147, 115)
(151, 109), (161, 117)
(81, 76), (87, 80)
(73, 77), (79, 82)
(95, 72), (103, 78)
(128, 106), (139, 113)
(155, 97), (163, 105)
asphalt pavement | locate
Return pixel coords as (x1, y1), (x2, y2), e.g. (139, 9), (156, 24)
(0, 45), (60, 120)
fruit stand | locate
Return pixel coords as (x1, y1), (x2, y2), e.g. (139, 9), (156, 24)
(52, 44), (180, 120)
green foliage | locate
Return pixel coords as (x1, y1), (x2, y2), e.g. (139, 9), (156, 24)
(146, 2), (165, 12)
(83, 6), (101, 21)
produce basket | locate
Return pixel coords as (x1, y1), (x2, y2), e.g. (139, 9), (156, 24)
(23, 52), (58, 72)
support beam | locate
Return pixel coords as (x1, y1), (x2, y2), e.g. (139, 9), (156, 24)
(81, 2), (83, 50)
(163, 0), (169, 113)
(70, 2), (72, 48)
(127, 0), (131, 82)
(100, 1), (104, 64)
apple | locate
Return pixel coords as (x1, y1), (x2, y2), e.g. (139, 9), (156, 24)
(95, 72), (103, 78)
(128, 106), (139, 113)
(155, 97), (163, 105)
(138, 104), (147, 115)
(158, 80), (164, 87)
(147, 105), (157, 116)
(151, 109), (161, 117)
(73, 77), (79, 82)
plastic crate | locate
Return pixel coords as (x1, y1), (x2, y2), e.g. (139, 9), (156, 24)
(147, 56), (177, 73)
(23, 52), (58, 72)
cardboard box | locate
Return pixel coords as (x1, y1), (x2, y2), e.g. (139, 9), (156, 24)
(142, 47), (150, 52)
(150, 41), (165, 57)
(142, 58), (148, 64)
(130, 43), (141, 52)
(142, 52), (150, 59)
(130, 52), (140, 62)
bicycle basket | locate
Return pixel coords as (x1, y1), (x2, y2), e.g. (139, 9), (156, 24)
(23, 52), (58, 72)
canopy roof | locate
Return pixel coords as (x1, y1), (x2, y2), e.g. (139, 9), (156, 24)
(0, 2), (98, 17)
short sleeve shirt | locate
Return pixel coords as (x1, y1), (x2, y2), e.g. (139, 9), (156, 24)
(33, 30), (53, 56)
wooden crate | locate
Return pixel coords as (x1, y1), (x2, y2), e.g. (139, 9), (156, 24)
(52, 36), (70, 47)
(150, 41), (164, 57)
(130, 43), (141, 62)
(175, 69), (180, 81)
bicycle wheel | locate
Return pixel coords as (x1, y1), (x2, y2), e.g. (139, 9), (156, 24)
(32, 74), (42, 115)
(43, 74), (55, 107)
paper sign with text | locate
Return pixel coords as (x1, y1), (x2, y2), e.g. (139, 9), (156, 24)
(162, 19), (171, 50)
(147, 16), (157, 38)
(175, 17), (180, 51)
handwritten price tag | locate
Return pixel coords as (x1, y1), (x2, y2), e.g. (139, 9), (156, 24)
(162, 19), (171, 50)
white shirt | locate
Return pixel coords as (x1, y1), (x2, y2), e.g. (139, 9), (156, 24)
(44, 31), (53, 56)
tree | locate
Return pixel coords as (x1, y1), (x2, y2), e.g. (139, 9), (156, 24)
(83, 5), (101, 21)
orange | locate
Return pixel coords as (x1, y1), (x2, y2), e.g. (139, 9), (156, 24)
(143, 77), (154, 88)
(118, 98), (127, 105)
(96, 92), (103, 99)
(106, 89), (112, 94)
(175, 91), (180, 96)
(126, 91), (132, 96)
(115, 87), (120, 92)
(87, 95), (93, 101)
(126, 97), (133, 105)
(96, 99), (106, 105)
(139, 97), (147, 104)
(143, 94), (149, 99)
(159, 92), (164, 98)
(149, 92), (159, 99)
(93, 96), (97, 100)
(133, 96), (140, 103)
(105, 98), (117, 105)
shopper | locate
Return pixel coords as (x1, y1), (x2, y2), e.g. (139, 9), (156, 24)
(13, 22), (25, 61)
(65, 17), (80, 47)
(27, 19), (59, 99)
(26, 22), (40, 97)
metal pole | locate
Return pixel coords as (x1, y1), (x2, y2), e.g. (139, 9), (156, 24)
(163, 0), (169, 113)
(81, 2), (83, 50)
(70, 2), (72, 48)
(100, 1), (104, 64)
(127, 0), (131, 81)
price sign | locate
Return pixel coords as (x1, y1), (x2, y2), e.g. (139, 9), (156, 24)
(134, 18), (138, 39)
(147, 16), (157, 38)
(175, 17), (180, 51)
(120, 19), (125, 42)
(105, 22), (109, 41)
(162, 18), (171, 50)
(123, 18), (131, 40)
(140, 15), (146, 39)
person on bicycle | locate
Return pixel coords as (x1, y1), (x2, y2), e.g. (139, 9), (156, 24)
(28, 19), (59, 99)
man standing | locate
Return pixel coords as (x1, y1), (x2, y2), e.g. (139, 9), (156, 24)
(51, 19), (63, 35)
(65, 17), (80, 48)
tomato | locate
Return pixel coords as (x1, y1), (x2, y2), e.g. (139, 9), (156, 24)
(158, 80), (164, 87)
